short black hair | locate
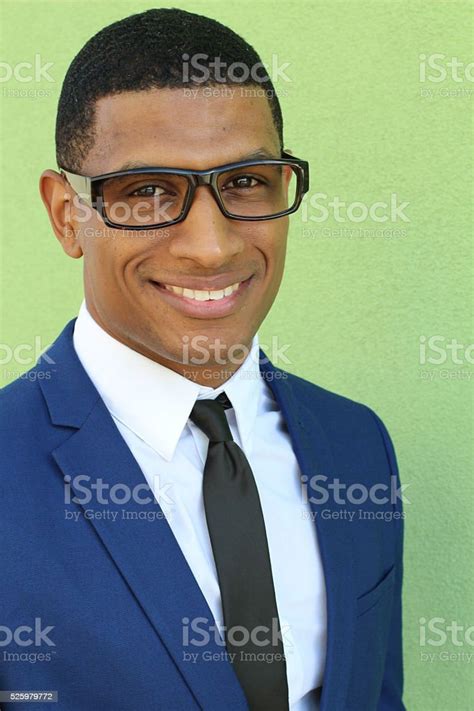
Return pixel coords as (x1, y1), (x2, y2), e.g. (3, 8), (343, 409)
(56, 8), (284, 172)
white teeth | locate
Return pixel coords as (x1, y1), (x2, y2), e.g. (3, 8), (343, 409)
(162, 281), (241, 301)
(163, 284), (183, 295)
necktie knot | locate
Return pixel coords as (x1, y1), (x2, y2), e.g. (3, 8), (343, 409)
(190, 394), (233, 443)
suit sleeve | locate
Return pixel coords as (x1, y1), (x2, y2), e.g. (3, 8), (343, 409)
(370, 410), (406, 711)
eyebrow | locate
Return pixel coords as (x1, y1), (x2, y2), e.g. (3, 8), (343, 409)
(114, 148), (280, 172)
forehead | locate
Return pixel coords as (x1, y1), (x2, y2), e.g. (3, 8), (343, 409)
(85, 87), (280, 174)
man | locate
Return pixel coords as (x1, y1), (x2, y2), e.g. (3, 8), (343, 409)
(0, 9), (405, 710)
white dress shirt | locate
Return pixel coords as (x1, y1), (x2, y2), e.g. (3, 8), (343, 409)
(73, 301), (326, 709)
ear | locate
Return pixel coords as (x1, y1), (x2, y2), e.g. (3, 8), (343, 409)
(39, 169), (83, 259)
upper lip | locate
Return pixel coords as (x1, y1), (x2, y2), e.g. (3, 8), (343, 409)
(150, 274), (252, 291)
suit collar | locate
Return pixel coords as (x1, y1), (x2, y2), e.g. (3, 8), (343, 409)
(37, 318), (100, 429)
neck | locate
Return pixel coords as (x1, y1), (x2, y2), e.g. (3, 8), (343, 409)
(160, 360), (245, 388)
(84, 303), (251, 388)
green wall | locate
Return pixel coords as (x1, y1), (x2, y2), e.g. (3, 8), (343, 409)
(0, 1), (472, 709)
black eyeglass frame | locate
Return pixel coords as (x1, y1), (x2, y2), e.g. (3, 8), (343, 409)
(60, 151), (309, 230)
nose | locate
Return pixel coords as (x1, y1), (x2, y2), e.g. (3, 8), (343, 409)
(168, 185), (245, 268)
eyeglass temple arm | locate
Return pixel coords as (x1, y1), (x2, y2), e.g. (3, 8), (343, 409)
(281, 151), (310, 192)
(61, 170), (93, 206)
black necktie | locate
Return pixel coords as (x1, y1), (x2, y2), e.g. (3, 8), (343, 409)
(189, 392), (289, 711)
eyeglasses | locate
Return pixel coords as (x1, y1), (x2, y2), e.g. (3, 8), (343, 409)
(60, 151), (309, 230)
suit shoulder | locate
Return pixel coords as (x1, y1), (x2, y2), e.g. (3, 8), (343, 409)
(1, 370), (42, 402)
(0, 371), (48, 435)
(283, 369), (374, 418)
(280, 369), (398, 469)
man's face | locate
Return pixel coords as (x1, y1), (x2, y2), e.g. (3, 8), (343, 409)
(61, 88), (290, 374)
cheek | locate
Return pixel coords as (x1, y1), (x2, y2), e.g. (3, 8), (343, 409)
(246, 222), (288, 322)
(78, 212), (140, 276)
(262, 220), (289, 282)
(79, 230), (139, 308)
(275, 227), (288, 268)
(246, 216), (288, 262)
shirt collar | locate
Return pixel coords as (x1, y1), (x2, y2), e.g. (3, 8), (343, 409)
(73, 301), (262, 461)
(194, 334), (262, 455)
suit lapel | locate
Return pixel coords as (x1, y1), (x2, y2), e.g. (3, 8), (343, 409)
(260, 351), (356, 711)
(39, 321), (248, 710)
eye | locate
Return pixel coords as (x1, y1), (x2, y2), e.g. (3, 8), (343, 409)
(131, 184), (167, 197)
(222, 175), (263, 191)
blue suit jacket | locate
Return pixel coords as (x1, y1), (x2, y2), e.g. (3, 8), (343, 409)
(0, 320), (405, 710)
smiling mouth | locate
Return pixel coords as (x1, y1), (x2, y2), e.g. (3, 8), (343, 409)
(157, 281), (241, 301)
(150, 276), (252, 302)
(148, 275), (253, 318)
